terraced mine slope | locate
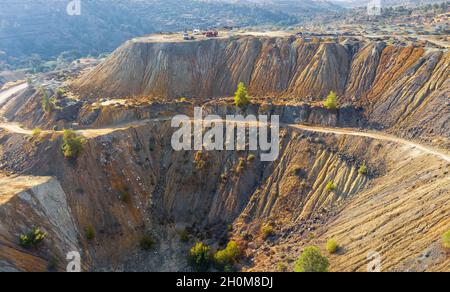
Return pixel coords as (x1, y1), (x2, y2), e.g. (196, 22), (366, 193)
(72, 35), (449, 146)
(0, 34), (449, 272)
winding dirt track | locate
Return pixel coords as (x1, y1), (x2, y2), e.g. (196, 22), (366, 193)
(0, 83), (28, 106)
(0, 84), (449, 163)
(287, 124), (450, 163)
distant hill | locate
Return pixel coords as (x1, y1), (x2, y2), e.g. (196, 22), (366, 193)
(0, 0), (305, 69)
(330, 0), (447, 8)
(215, 0), (343, 14)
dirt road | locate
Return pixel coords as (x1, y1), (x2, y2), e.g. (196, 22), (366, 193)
(0, 84), (449, 163)
(287, 124), (450, 163)
(0, 83), (28, 106)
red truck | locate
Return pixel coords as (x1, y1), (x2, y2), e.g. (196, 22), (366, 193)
(205, 31), (219, 38)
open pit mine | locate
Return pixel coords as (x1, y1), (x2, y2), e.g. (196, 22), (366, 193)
(0, 33), (449, 272)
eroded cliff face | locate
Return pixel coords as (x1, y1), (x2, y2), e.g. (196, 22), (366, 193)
(241, 137), (450, 272)
(1, 116), (448, 271)
(72, 36), (449, 145)
(72, 37), (354, 99)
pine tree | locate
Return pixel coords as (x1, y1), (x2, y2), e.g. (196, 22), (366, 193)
(323, 91), (338, 110)
(39, 87), (52, 113)
(234, 82), (250, 108)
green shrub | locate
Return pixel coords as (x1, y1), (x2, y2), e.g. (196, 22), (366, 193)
(323, 91), (338, 110)
(214, 241), (241, 270)
(31, 128), (42, 138)
(358, 163), (368, 175)
(194, 151), (208, 170)
(85, 226), (95, 241)
(140, 235), (155, 251)
(188, 242), (212, 271)
(62, 130), (85, 158)
(294, 246), (329, 272)
(247, 154), (256, 162)
(234, 82), (250, 108)
(55, 88), (66, 99)
(236, 158), (246, 174)
(221, 173), (228, 182)
(261, 224), (275, 240)
(326, 239), (339, 254)
(19, 228), (47, 249)
(442, 230), (450, 249)
(38, 87), (52, 113)
(325, 181), (336, 192)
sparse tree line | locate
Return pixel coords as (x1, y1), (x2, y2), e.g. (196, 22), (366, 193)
(380, 1), (449, 16)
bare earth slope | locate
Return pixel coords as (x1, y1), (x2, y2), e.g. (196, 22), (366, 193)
(72, 36), (449, 146)
(0, 33), (449, 272)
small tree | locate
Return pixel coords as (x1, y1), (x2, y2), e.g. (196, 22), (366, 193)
(358, 163), (368, 175)
(326, 239), (339, 254)
(31, 128), (42, 138)
(294, 246), (329, 272)
(188, 242), (212, 271)
(236, 157), (246, 174)
(323, 91), (338, 110)
(40, 87), (52, 113)
(234, 82), (250, 108)
(214, 241), (241, 270)
(85, 226), (95, 241)
(62, 130), (85, 159)
(19, 228), (47, 249)
(140, 235), (155, 251)
(247, 154), (256, 162)
(325, 181), (336, 192)
(261, 224), (275, 240)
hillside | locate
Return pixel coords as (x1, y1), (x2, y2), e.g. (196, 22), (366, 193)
(0, 95), (448, 272)
(72, 34), (449, 146)
(0, 32), (448, 272)
(331, 0), (447, 8)
(218, 0), (342, 15)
